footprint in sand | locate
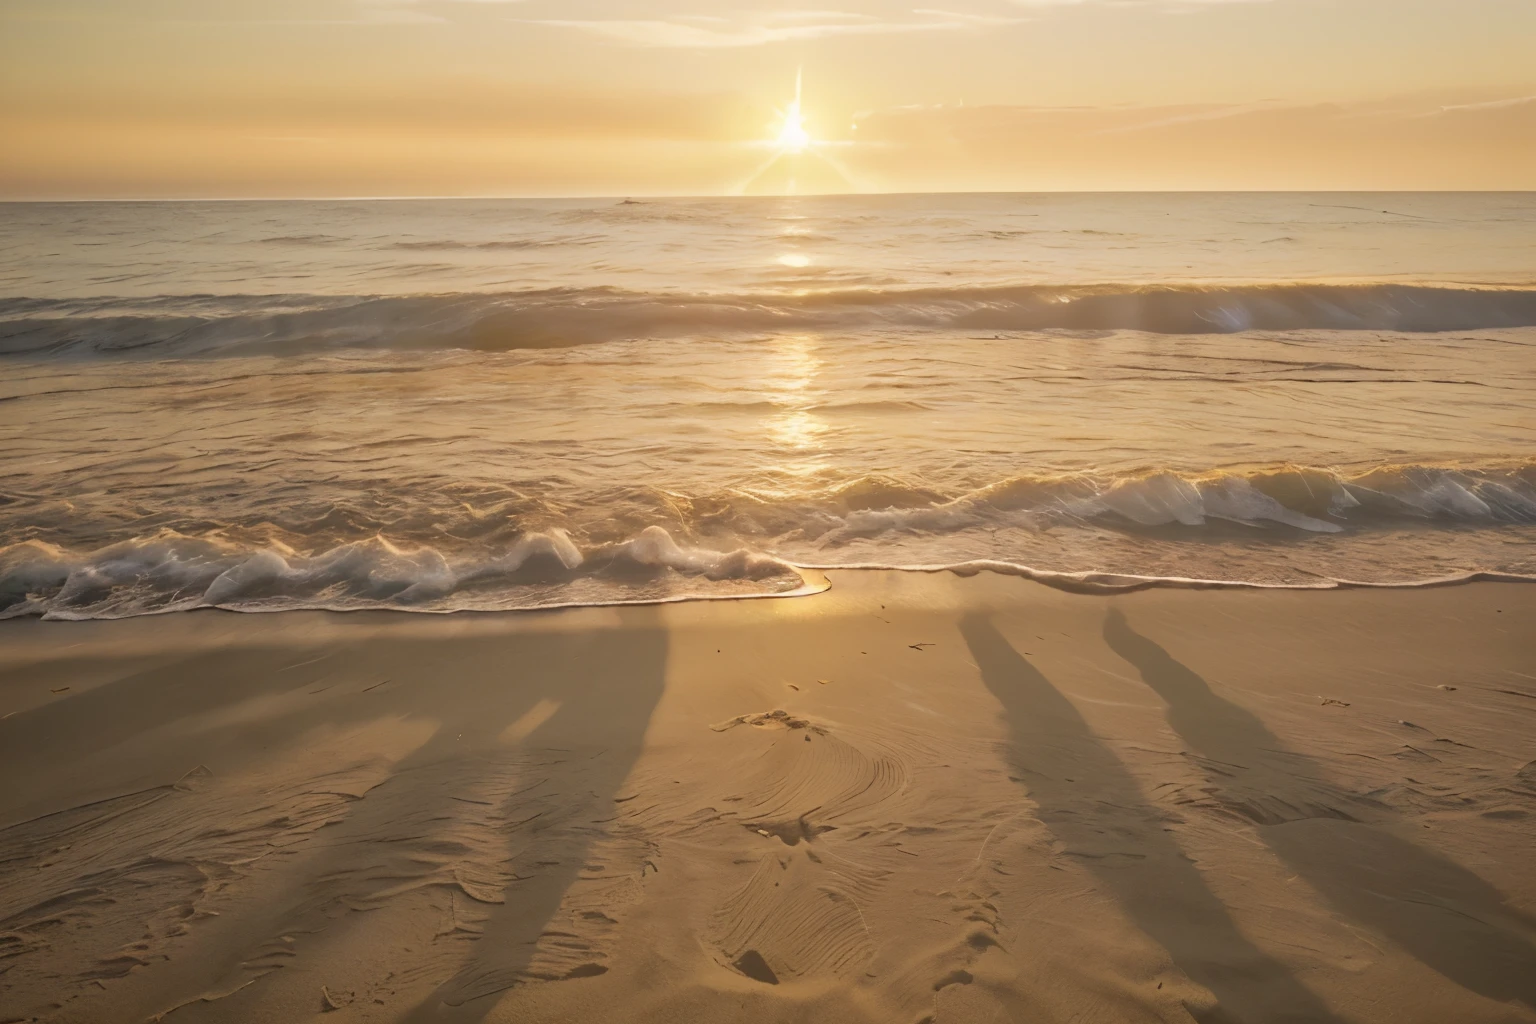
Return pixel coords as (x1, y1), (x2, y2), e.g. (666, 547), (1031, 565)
(710, 708), (825, 734)
(712, 846), (881, 984)
(711, 711), (907, 833)
(707, 711), (910, 985)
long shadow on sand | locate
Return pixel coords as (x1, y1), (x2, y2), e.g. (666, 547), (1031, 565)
(1103, 608), (1536, 1012)
(961, 614), (1339, 1024)
(397, 615), (669, 1023)
(0, 610), (668, 1024)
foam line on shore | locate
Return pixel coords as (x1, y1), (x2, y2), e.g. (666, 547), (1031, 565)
(798, 560), (1536, 595)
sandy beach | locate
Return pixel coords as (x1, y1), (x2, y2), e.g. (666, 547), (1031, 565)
(6, 4), (1536, 1020)
(2, 571), (1532, 1024)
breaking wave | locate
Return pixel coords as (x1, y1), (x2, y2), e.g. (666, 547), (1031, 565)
(2, 463), (1532, 620)
(795, 462), (1536, 537)
(0, 527), (818, 620)
(5, 282), (1536, 357)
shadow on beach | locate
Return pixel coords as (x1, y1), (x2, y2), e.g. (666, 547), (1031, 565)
(961, 613), (1339, 1023)
(1103, 607), (1536, 1013)
(0, 609), (669, 1024)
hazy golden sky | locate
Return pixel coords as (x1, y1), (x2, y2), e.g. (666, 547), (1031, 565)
(3, 0), (1534, 196)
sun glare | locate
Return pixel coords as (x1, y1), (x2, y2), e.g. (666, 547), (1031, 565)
(737, 67), (857, 193)
(774, 70), (813, 153)
(777, 108), (810, 153)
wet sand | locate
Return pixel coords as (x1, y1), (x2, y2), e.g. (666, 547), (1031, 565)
(1, 571), (1533, 1024)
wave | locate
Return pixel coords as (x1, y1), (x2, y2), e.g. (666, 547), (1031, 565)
(0, 527), (816, 620)
(801, 561), (1535, 595)
(4, 283), (1536, 357)
(389, 235), (604, 252)
(3, 524), (1530, 623)
(2, 464), (1532, 620)
(801, 463), (1536, 537)
(599, 465), (1534, 549)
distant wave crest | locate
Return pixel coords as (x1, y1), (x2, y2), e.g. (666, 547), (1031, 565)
(5, 283), (1536, 357)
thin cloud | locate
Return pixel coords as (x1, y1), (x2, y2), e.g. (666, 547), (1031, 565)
(1090, 102), (1285, 135)
(843, 93), (1536, 184)
(523, 9), (1026, 48)
(1007, 0), (1273, 6)
(353, 0), (526, 21)
(1421, 94), (1536, 116)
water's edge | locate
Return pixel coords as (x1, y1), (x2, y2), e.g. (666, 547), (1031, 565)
(7, 562), (1534, 623)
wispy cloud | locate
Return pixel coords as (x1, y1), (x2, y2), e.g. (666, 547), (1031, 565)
(1009, 0), (1273, 5)
(354, 0), (528, 23)
(522, 9), (1025, 48)
(1419, 94), (1536, 117)
(838, 93), (1536, 189)
(513, 0), (1276, 48)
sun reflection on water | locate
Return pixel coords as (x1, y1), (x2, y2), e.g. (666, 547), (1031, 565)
(762, 333), (829, 486)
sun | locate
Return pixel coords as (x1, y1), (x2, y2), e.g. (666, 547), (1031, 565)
(777, 104), (810, 153)
(738, 68), (856, 194)
(773, 70), (813, 153)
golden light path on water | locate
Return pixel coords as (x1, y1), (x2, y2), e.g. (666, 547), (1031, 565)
(762, 332), (829, 489)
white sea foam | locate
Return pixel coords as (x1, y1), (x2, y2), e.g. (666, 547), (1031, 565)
(796, 559), (1536, 595)
(5, 520), (1530, 621)
(819, 465), (1534, 538)
(2, 464), (1532, 619)
(0, 528), (813, 620)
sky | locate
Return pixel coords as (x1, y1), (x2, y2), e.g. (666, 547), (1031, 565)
(2, 0), (1534, 197)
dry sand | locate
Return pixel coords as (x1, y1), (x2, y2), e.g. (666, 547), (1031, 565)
(1, 570), (1534, 1024)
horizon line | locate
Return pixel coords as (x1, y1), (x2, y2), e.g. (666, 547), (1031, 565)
(3, 187), (1535, 203)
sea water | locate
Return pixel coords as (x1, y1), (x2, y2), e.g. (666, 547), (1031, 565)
(1, 193), (1533, 616)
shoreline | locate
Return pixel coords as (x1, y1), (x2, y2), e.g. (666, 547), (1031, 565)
(4, 559), (1535, 625)
(1, 569), (1533, 1023)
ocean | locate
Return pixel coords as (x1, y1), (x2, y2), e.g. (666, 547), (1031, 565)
(1, 192), (1533, 618)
